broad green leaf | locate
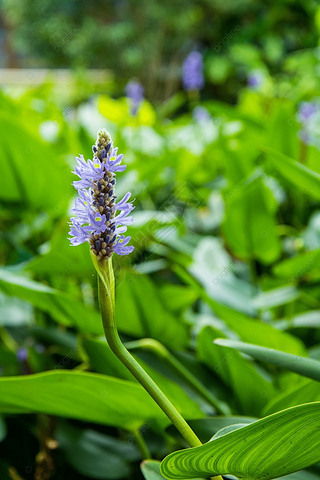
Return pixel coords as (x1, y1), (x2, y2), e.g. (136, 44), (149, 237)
(189, 237), (256, 315)
(25, 220), (95, 277)
(253, 286), (299, 309)
(57, 422), (139, 479)
(0, 371), (167, 430)
(273, 250), (320, 281)
(141, 461), (203, 480)
(116, 273), (188, 349)
(0, 109), (72, 213)
(159, 284), (198, 312)
(160, 403), (320, 480)
(197, 327), (274, 415)
(223, 173), (281, 264)
(214, 339), (320, 381)
(82, 338), (204, 420)
(264, 147), (320, 200)
(264, 379), (320, 415)
(0, 268), (103, 335)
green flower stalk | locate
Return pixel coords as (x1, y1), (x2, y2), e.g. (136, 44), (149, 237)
(69, 129), (223, 480)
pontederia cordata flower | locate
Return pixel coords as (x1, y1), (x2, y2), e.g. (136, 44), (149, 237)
(69, 129), (134, 259)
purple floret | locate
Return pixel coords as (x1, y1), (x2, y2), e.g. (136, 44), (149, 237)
(182, 51), (205, 92)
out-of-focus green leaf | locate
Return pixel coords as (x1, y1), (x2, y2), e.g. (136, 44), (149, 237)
(253, 286), (300, 309)
(214, 338), (320, 381)
(0, 268), (103, 335)
(264, 379), (320, 415)
(273, 249), (320, 281)
(264, 147), (320, 200)
(223, 173), (281, 264)
(116, 273), (188, 349)
(25, 220), (94, 277)
(160, 403), (320, 480)
(197, 327), (274, 415)
(0, 109), (72, 213)
(57, 422), (139, 479)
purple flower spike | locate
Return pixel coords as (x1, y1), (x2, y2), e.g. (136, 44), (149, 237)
(126, 80), (144, 116)
(182, 51), (204, 92)
(69, 129), (134, 259)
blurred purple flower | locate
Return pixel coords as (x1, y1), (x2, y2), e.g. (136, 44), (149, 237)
(17, 348), (28, 362)
(297, 101), (320, 146)
(69, 129), (134, 259)
(182, 51), (204, 92)
(247, 71), (264, 90)
(193, 106), (211, 123)
(298, 102), (318, 123)
(126, 80), (144, 116)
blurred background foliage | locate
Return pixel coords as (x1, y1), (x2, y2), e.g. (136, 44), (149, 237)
(1, 0), (320, 100)
(1, 0), (320, 479)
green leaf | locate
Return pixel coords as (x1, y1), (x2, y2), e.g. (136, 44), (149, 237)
(0, 268), (103, 335)
(253, 286), (299, 309)
(0, 109), (72, 213)
(57, 422), (139, 479)
(210, 311), (305, 355)
(264, 147), (320, 200)
(223, 173), (281, 264)
(214, 338), (320, 381)
(142, 461), (203, 480)
(0, 370), (166, 430)
(264, 379), (320, 415)
(116, 273), (188, 349)
(273, 250), (320, 281)
(160, 403), (320, 480)
(197, 327), (274, 415)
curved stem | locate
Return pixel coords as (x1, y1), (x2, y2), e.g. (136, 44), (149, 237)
(125, 338), (230, 416)
(98, 276), (201, 448)
(131, 429), (151, 459)
(96, 257), (223, 480)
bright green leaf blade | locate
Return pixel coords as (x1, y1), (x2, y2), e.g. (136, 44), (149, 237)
(160, 403), (320, 480)
(214, 338), (320, 381)
(142, 461), (204, 480)
(264, 379), (320, 415)
(197, 327), (274, 415)
(0, 371), (166, 430)
(264, 147), (320, 200)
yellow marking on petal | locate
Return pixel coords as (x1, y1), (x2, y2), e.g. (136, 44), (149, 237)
(110, 156), (116, 161)
(95, 163), (100, 168)
(95, 216), (102, 222)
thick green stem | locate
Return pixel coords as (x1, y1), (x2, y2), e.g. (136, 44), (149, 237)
(95, 256), (223, 480)
(98, 275), (201, 448)
(126, 338), (230, 416)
